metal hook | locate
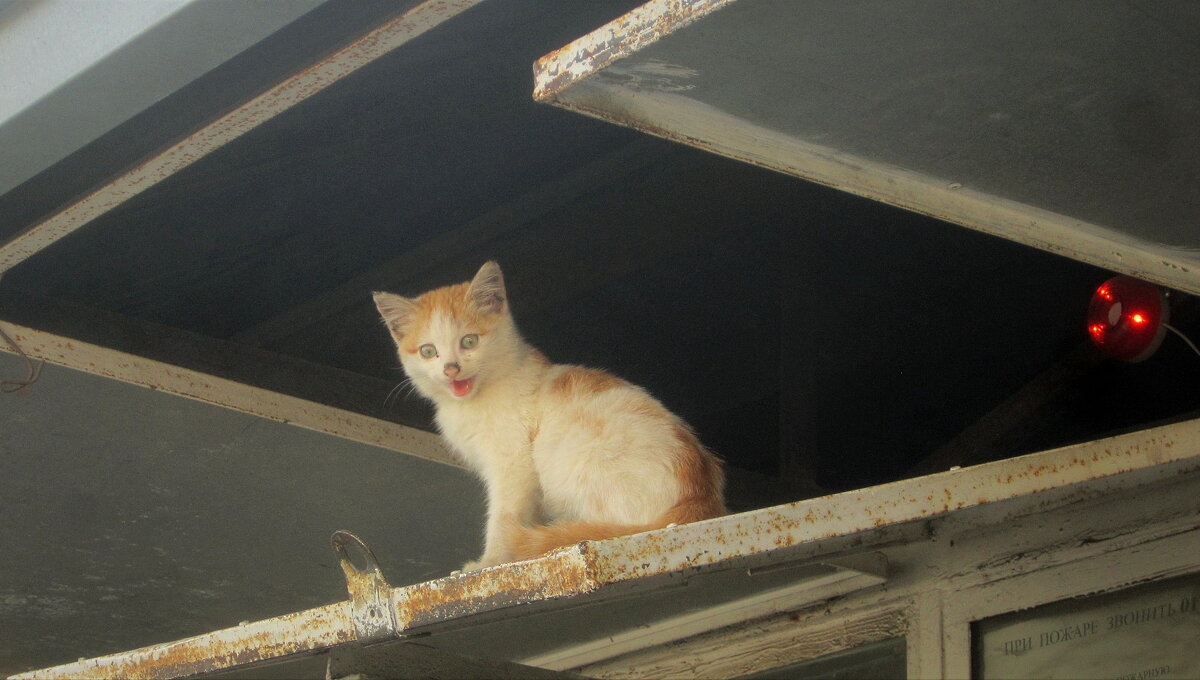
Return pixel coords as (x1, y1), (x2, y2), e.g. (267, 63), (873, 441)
(331, 530), (397, 645)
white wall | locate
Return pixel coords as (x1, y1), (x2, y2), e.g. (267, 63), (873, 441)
(0, 0), (323, 196)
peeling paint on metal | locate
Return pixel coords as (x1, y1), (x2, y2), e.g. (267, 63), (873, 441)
(0, 321), (458, 468)
(17, 416), (1199, 678)
(394, 549), (598, 631)
(334, 531), (400, 645)
(11, 602), (354, 680)
(544, 80), (1200, 296)
(532, 0), (1200, 293)
(532, 0), (736, 101)
(579, 421), (1200, 583)
(387, 416), (1200, 636)
(0, 0), (485, 274)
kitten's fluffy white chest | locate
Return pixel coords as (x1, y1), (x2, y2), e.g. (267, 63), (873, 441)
(436, 387), (533, 470)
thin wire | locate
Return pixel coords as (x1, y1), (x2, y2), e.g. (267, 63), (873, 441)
(0, 324), (44, 394)
(1163, 323), (1200, 360)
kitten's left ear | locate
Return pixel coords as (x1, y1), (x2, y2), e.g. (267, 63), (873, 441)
(468, 261), (506, 315)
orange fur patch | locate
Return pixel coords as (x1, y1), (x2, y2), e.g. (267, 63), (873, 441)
(666, 422), (729, 524)
(629, 398), (665, 419)
(550, 366), (624, 396)
(505, 515), (663, 561)
(397, 281), (500, 354)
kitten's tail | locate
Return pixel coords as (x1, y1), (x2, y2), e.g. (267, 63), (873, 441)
(503, 500), (727, 562)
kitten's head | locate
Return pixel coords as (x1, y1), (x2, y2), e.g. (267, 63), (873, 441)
(374, 261), (516, 403)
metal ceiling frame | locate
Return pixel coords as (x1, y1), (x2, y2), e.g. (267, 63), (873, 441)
(531, 0), (735, 102)
(0, 0), (491, 468)
(0, 0), (328, 198)
(0, 0), (485, 275)
(531, 0), (1200, 298)
(0, 319), (455, 466)
(6, 3), (1200, 676)
(14, 415), (1200, 679)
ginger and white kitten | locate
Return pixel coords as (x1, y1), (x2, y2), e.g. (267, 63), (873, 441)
(374, 261), (726, 571)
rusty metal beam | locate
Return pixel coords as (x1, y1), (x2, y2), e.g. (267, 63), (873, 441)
(913, 297), (1200, 476)
(0, 288), (435, 429)
(581, 418), (1200, 581)
(532, 0), (736, 102)
(326, 640), (586, 679)
(540, 78), (1200, 298)
(0, 0), (485, 275)
(11, 602), (354, 680)
(16, 415), (1199, 679)
(531, 1), (1200, 297)
(517, 554), (888, 671)
(379, 416), (1200, 636)
(0, 319), (456, 467)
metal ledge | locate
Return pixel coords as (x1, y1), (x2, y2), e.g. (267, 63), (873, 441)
(14, 416), (1200, 679)
(533, 0), (1200, 296)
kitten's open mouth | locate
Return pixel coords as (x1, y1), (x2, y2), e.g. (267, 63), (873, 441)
(451, 377), (475, 397)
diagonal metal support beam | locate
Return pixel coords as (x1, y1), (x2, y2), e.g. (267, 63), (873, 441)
(0, 318), (456, 467)
(0, 0), (485, 275)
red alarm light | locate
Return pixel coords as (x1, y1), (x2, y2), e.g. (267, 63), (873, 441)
(1086, 275), (1168, 362)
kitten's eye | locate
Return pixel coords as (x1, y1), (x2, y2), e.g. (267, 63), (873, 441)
(460, 334), (479, 350)
(419, 344), (437, 359)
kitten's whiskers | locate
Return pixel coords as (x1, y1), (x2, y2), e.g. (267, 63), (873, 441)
(384, 377), (417, 409)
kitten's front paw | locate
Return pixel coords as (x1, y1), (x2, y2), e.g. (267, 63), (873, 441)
(458, 555), (501, 573)
(458, 559), (483, 573)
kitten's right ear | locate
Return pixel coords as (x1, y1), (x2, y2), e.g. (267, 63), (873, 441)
(373, 291), (416, 337)
(468, 261), (506, 315)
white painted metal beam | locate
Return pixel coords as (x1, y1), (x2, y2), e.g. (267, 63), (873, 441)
(518, 554), (887, 671)
(532, 0), (735, 101)
(537, 76), (1200, 297)
(0, 0), (325, 197)
(0, 319), (457, 467)
(532, 0), (1200, 296)
(0, 0), (485, 274)
(15, 414), (1200, 679)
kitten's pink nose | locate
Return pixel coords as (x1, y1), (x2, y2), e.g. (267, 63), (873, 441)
(443, 362), (460, 378)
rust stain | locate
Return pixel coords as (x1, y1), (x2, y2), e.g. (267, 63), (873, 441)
(14, 360), (1199, 677)
(533, 0), (736, 101)
(394, 552), (599, 632)
(18, 603), (354, 680)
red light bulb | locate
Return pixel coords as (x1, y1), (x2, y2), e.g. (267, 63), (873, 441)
(1086, 276), (1168, 362)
